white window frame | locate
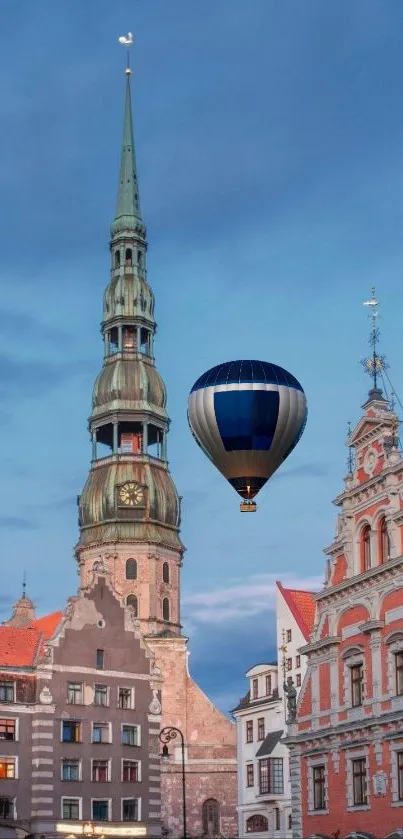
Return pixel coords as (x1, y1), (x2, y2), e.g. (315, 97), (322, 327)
(91, 797), (112, 822)
(61, 795), (82, 820)
(121, 723), (140, 747)
(0, 716), (18, 742)
(67, 681), (84, 705)
(0, 755), (18, 780)
(118, 686), (135, 710)
(121, 796), (141, 822)
(390, 742), (403, 806)
(92, 721), (112, 744)
(121, 758), (141, 783)
(94, 684), (110, 708)
(91, 758), (111, 783)
(346, 748), (370, 811)
(307, 755), (328, 814)
(0, 681), (15, 703)
(341, 647), (366, 712)
(386, 632), (403, 699)
(61, 758), (82, 782)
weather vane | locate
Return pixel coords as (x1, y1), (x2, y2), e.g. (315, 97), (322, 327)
(361, 287), (387, 390)
(118, 32), (133, 75)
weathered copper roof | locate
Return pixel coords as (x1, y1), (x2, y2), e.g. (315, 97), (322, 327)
(103, 272), (154, 324)
(91, 357), (167, 418)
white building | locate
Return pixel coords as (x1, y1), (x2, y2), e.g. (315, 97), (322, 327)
(233, 584), (316, 839)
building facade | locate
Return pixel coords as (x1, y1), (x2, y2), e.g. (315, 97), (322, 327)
(0, 58), (237, 839)
(0, 575), (162, 839)
(233, 587), (315, 839)
(286, 380), (403, 837)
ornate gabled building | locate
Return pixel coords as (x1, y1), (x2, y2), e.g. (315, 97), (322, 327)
(285, 293), (403, 839)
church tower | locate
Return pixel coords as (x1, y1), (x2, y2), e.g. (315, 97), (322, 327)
(75, 51), (237, 838)
(76, 65), (184, 637)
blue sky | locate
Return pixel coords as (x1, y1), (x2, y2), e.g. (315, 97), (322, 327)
(1, 0), (403, 713)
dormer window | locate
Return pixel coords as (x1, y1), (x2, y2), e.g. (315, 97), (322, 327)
(361, 525), (371, 571)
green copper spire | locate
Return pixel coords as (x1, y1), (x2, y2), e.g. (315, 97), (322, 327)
(111, 69), (144, 239)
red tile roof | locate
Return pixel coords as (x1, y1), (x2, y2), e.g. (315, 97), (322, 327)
(29, 611), (63, 640)
(276, 582), (317, 641)
(0, 626), (42, 668)
(0, 611), (63, 668)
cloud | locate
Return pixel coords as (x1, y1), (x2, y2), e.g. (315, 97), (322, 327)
(0, 515), (38, 531)
(272, 462), (330, 482)
(0, 308), (72, 346)
(182, 572), (323, 625)
(0, 354), (91, 399)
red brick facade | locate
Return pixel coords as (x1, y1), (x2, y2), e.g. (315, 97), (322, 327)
(286, 388), (403, 838)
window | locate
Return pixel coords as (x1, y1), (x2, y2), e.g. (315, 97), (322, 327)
(274, 808), (280, 831)
(351, 663), (364, 707)
(126, 558), (137, 580)
(296, 655), (301, 669)
(94, 685), (108, 706)
(296, 674), (301, 687)
(119, 688), (133, 709)
(286, 629), (292, 643)
(265, 675), (272, 696)
(96, 649), (104, 670)
(92, 800), (109, 821)
(122, 725), (139, 746)
(67, 682), (83, 705)
(313, 765), (326, 810)
(398, 750), (403, 800)
(114, 251), (120, 268)
(162, 598), (170, 622)
(380, 517), (390, 563)
(123, 798), (139, 821)
(0, 682), (14, 703)
(259, 758), (284, 795)
(137, 249), (142, 269)
(62, 760), (80, 781)
(246, 720), (253, 743)
(288, 814), (292, 829)
(123, 760), (139, 782)
(92, 723), (110, 744)
(202, 799), (220, 836)
(0, 759), (15, 779)
(0, 719), (16, 741)
(246, 764), (254, 787)
(246, 815), (268, 832)
(257, 718), (265, 741)
(287, 657), (292, 671)
(352, 757), (367, 806)
(126, 594), (138, 617)
(62, 798), (80, 820)
(125, 248), (132, 266)
(92, 760), (109, 782)
(362, 525), (371, 571)
(252, 679), (258, 699)
(0, 797), (14, 819)
(396, 652), (403, 696)
(163, 562), (170, 584)
(62, 721), (81, 743)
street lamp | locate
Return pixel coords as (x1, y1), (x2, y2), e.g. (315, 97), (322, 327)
(159, 726), (187, 839)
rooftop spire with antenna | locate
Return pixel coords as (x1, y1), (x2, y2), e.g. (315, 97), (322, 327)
(22, 569), (26, 599)
(361, 287), (387, 398)
(346, 421), (354, 474)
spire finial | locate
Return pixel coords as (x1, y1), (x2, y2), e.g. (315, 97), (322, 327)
(118, 32), (133, 75)
(22, 569), (26, 599)
(361, 287), (387, 394)
(346, 421), (354, 474)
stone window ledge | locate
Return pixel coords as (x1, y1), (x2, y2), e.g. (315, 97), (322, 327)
(308, 809), (329, 816)
(347, 805), (370, 812)
(391, 800), (403, 808)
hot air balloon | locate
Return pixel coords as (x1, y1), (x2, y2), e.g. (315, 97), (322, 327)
(187, 360), (307, 512)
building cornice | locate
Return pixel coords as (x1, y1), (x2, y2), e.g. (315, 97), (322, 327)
(316, 553), (403, 602)
(299, 635), (341, 656)
(284, 706), (403, 746)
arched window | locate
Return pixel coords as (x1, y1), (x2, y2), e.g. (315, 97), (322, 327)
(126, 595), (138, 617)
(202, 799), (220, 837)
(115, 250), (120, 268)
(126, 559), (137, 580)
(380, 517), (390, 564)
(162, 598), (170, 622)
(162, 562), (170, 584)
(246, 815), (268, 833)
(125, 248), (132, 265)
(362, 525), (371, 571)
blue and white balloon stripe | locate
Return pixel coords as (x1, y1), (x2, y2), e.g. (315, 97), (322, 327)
(187, 360), (307, 503)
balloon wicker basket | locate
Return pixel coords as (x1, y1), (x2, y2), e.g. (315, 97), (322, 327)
(240, 501), (257, 513)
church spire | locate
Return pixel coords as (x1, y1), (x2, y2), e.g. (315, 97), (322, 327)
(361, 287), (387, 402)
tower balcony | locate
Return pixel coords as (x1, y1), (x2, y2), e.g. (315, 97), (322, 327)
(90, 451), (168, 470)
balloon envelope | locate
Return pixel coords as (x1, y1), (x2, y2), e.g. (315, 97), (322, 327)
(187, 360), (307, 501)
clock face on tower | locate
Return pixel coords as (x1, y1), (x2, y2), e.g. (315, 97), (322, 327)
(118, 482), (145, 507)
